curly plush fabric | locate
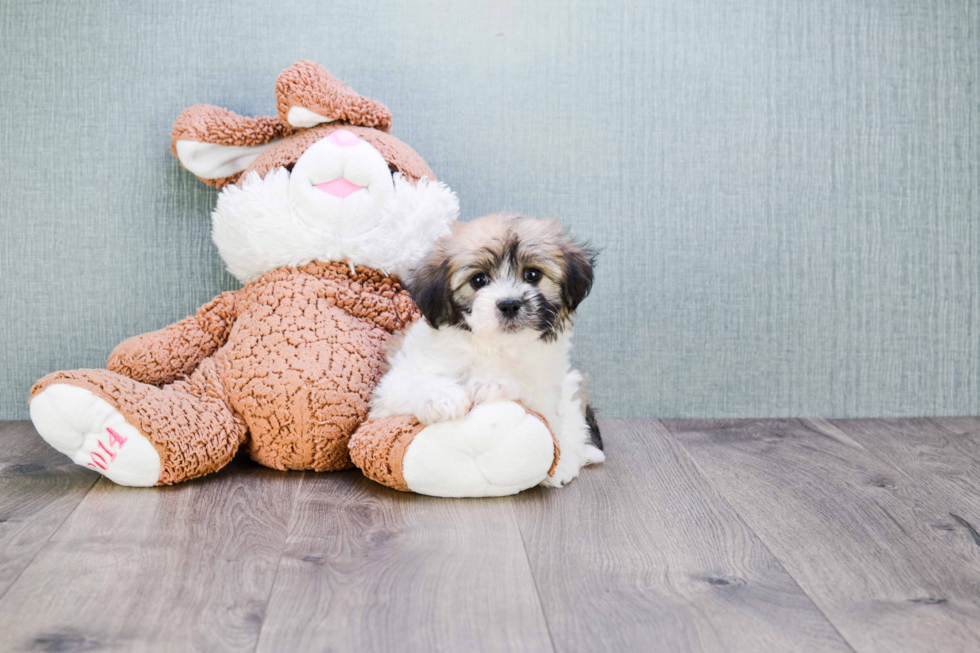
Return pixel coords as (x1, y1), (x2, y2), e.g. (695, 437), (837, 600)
(349, 405), (563, 493)
(348, 414), (425, 491)
(107, 291), (238, 386)
(170, 61), (414, 188)
(170, 107), (297, 188)
(31, 360), (247, 485)
(30, 61), (565, 494)
(32, 262), (420, 482)
(171, 105), (296, 152)
(275, 60), (393, 132)
(224, 262), (418, 472)
(240, 123), (436, 186)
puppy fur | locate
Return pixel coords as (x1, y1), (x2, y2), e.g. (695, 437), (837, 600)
(370, 213), (604, 487)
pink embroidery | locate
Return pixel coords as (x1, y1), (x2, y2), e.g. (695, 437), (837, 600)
(97, 440), (116, 462)
(107, 427), (127, 447)
(88, 427), (128, 471)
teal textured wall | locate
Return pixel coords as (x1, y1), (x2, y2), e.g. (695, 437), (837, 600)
(1, 0), (978, 419)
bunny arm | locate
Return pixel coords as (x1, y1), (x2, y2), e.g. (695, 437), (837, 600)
(332, 277), (419, 334)
(107, 291), (239, 387)
(260, 261), (420, 335)
(350, 403), (561, 497)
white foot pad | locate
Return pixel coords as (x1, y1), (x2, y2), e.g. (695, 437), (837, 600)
(30, 384), (161, 487)
(402, 401), (556, 497)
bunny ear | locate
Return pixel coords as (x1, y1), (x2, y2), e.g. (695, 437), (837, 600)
(170, 105), (294, 187)
(275, 60), (393, 132)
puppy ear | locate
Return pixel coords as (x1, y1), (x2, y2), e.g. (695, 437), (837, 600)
(560, 240), (597, 313)
(408, 256), (455, 328)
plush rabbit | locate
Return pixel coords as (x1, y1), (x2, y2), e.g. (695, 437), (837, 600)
(29, 61), (574, 496)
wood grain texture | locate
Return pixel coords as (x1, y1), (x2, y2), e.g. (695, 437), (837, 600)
(816, 417), (980, 565)
(0, 422), (98, 601)
(0, 453), (300, 653)
(816, 417), (980, 516)
(666, 418), (980, 653)
(255, 470), (554, 653)
(6, 418), (980, 651)
(513, 420), (853, 653)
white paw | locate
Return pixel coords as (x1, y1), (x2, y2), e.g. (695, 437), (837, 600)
(542, 443), (605, 488)
(30, 384), (161, 487)
(465, 376), (521, 405)
(541, 371), (606, 489)
(414, 385), (472, 425)
(402, 401), (556, 497)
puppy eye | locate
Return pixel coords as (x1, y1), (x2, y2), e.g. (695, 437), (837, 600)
(523, 268), (542, 284)
(470, 273), (491, 289)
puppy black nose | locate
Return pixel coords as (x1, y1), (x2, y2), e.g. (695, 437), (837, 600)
(497, 298), (523, 318)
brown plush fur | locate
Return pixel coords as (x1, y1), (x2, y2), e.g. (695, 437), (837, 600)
(32, 361), (246, 486)
(170, 106), (295, 152)
(170, 60), (425, 189)
(275, 60), (393, 131)
(348, 414), (425, 492)
(32, 262), (419, 484)
(349, 403), (561, 492)
(240, 123), (435, 188)
(32, 62), (559, 490)
(107, 291), (239, 386)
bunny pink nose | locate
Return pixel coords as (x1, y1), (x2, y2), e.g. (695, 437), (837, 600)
(328, 129), (361, 147)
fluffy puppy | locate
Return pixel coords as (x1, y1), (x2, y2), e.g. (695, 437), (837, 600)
(369, 213), (604, 487)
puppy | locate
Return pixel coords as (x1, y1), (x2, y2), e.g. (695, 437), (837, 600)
(370, 213), (604, 486)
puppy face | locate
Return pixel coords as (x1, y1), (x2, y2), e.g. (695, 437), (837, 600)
(408, 213), (596, 340)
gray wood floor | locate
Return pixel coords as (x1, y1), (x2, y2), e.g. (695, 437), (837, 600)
(1, 418), (979, 653)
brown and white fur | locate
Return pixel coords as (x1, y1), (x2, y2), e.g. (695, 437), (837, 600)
(370, 213), (604, 487)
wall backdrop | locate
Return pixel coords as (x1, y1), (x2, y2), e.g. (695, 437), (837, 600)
(1, 0), (978, 420)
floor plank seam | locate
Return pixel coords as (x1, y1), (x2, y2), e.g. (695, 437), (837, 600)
(830, 417), (980, 554)
(804, 417), (980, 535)
(512, 499), (560, 653)
(0, 473), (100, 605)
(250, 470), (306, 653)
(800, 418), (926, 487)
(655, 420), (862, 653)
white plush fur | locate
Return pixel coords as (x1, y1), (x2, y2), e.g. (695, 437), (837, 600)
(371, 322), (604, 488)
(288, 135), (396, 238)
(211, 169), (459, 283)
(401, 401), (557, 497)
(30, 384), (161, 487)
(175, 139), (278, 180)
(286, 106), (335, 128)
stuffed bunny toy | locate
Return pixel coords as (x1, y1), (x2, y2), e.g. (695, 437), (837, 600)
(29, 61), (590, 497)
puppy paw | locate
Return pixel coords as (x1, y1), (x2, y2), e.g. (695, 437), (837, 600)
(542, 453), (582, 488)
(541, 442), (605, 488)
(465, 376), (521, 405)
(415, 385), (472, 424)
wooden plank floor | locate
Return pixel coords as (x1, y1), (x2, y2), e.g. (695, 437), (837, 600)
(1, 418), (979, 653)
